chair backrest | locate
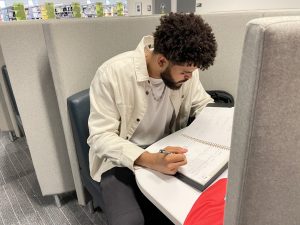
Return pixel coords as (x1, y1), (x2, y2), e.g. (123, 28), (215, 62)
(1, 65), (24, 136)
(224, 16), (300, 225)
(67, 89), (90, 176)
(0, 83), (12, 131)
(2, 66), (20, 117)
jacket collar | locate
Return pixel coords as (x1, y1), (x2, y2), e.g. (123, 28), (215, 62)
(133, 36), (154, 82)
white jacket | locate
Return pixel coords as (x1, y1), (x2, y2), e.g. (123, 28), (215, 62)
(87, 36), (213, 182)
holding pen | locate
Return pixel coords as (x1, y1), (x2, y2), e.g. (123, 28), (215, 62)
(135, 146), (188, 175)
(156, 147), (188, 174)
(159, 149), (172, 155)
(159, 147), (188, 155)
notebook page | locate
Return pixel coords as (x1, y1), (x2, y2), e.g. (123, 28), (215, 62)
(146, 131), (229, 186)
(146, 129), (187, 153)
(182, 107), (234, 147)
(178, 140), (229, 185)
(146, 106), (234, 186)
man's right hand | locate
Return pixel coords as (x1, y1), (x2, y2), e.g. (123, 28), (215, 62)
(135, 146), (188, 175)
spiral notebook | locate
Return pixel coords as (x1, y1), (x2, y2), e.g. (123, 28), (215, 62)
(146, 107), (234, 191)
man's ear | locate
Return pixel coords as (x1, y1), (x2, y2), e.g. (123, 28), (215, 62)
(157, 55), (169, 69)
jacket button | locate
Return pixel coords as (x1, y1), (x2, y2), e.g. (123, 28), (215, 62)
(146, 91), (149, 95)
(148, 80), (150, 83)
(136, 118), (140, 122)
(126, 136), (129, 139)
(182, 95), (184, 98)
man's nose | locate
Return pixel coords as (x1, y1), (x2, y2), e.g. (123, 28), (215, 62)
(184, 74), (192, 79)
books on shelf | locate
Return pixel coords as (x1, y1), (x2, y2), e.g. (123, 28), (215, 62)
(146, 106), (234, 191)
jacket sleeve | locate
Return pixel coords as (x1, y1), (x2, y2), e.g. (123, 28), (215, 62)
(190, 69), (214, 117)
(87, 68), (145, 175)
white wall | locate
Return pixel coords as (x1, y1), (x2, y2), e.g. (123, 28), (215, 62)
(196, 0), (300, 13)
(127, 0), (153, 16)
(142, 0), (152, 15)
(171, 0), (176, 12)
(127, 0), (177, 16)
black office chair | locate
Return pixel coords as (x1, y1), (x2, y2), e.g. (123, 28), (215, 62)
(2, 65), (25, 138)
(206, 90), (234, 107)
(67, 89), (103, 211)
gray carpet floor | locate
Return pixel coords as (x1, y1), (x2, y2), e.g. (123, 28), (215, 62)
(0, 130), (107, 225)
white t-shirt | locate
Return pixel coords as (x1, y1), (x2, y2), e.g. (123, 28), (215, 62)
(130, 77), (174, 148)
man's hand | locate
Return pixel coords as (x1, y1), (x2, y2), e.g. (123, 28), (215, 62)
(135, 146), (188, 175)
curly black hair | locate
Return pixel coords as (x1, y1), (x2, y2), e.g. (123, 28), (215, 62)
(153, 13), (217, 70)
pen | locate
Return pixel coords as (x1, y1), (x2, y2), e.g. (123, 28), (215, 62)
(159, 149), (172, 155)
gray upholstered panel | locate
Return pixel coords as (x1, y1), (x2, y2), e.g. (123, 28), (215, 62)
(200, 11), (264, 98)
(43, 15), (160, 205)
(0, 83), (12, 131)
(263, 8), (300, 17)
(0, 44), (19, 134)
(0, 21), (74, 196)
(0, 47), (11, 131)
(198, 10), (300, 99)
(225, 16), (300, 225)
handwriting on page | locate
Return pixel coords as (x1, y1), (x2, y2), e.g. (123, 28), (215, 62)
(179, 141), (229, 184)
(146, 107), (234, 188)
(146, 130), (188, 153)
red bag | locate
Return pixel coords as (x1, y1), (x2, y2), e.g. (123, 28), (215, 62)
(184, 178), (227, 225)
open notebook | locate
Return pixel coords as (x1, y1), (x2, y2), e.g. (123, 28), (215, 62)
(146, 107), (234, 191)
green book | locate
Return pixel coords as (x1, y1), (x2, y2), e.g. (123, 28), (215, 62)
(13, 3), (26, 20)
(72, 2), (82, 18)
(116, 2), (123, 16)
(45, 2), (55, 19)
(95, 2), (103, 17)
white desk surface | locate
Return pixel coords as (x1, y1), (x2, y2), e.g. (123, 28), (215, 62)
(135, 168), (228, 225)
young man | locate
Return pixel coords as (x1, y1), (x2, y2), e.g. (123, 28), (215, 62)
(88, 13), (217, 225)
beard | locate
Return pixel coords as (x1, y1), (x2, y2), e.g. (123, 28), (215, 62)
(160, 65), (188, 90)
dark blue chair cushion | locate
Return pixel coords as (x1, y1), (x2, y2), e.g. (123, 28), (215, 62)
(67, 89), (90, 175)
(67, 89), (103, 208)
(2, 65), (20, 116)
